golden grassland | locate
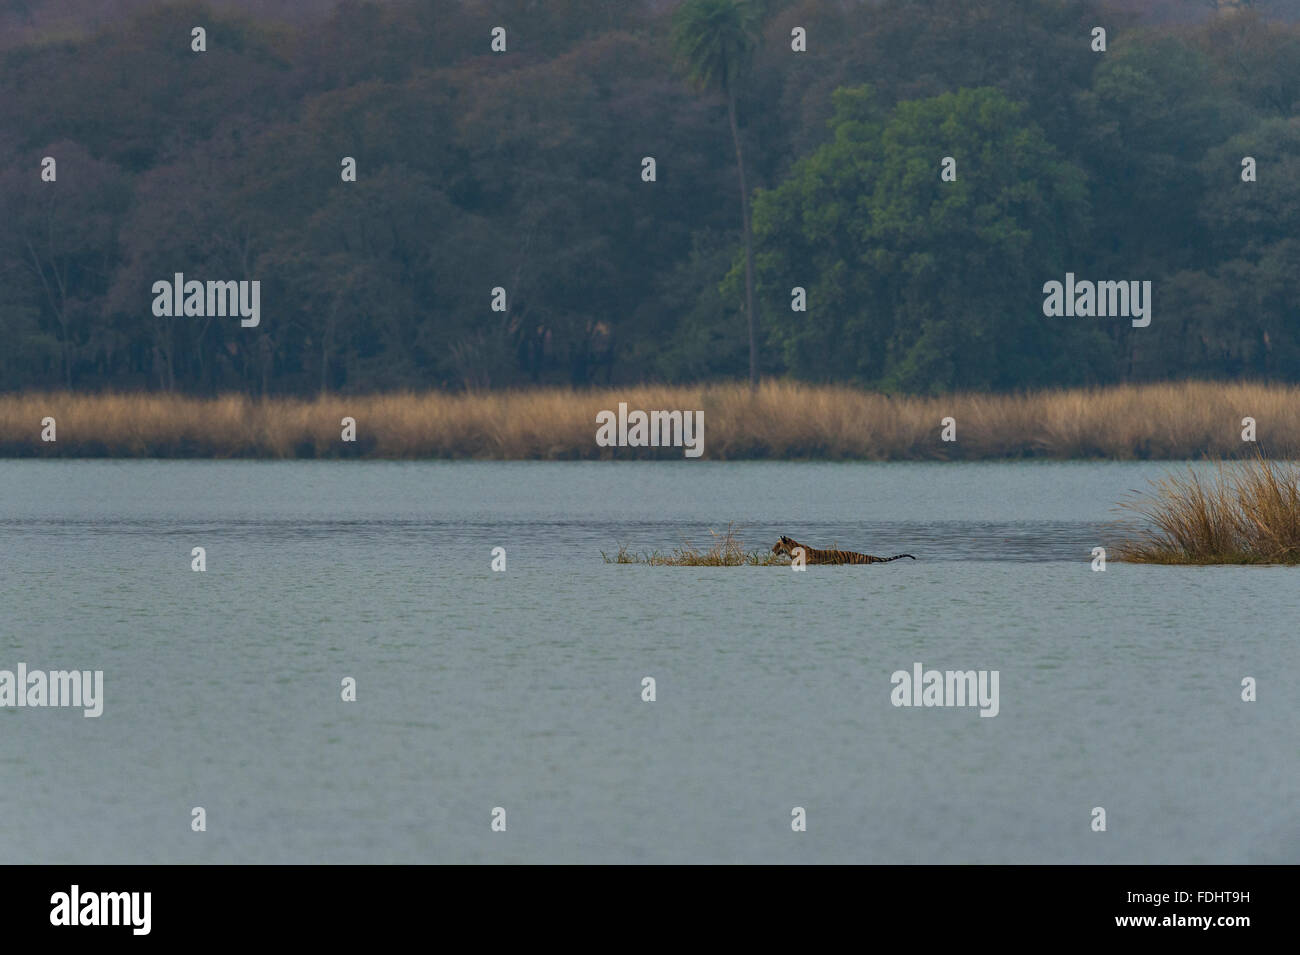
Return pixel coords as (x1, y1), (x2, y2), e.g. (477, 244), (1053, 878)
(1, 380), (1298, 460)
(602, 524), (785, 565)
(1115, 453), (1300, 564)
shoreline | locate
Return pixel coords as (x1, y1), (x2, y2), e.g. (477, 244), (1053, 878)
(1, 381), (1297, 460)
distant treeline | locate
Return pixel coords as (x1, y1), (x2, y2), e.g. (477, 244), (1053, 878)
(2, 0), (1299, 396)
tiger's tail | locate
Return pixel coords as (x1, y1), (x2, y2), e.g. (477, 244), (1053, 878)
(880, 554), (916, 562)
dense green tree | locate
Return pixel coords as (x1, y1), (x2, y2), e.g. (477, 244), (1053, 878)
(746, 86), (1108, 391)
(1148, 117), (1300, 380)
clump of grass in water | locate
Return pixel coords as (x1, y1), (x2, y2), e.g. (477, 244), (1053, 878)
(1116, 453), (1300, 564)
(602, 524), (784, 566)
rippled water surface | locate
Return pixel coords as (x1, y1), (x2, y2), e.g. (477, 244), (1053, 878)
(0, 460), (1295, 863)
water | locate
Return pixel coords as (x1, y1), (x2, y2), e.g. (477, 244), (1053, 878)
(0, 460), (1295, 863)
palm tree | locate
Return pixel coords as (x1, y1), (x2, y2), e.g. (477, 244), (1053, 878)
(672, 0), (764, 390)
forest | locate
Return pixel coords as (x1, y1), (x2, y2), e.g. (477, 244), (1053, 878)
(1, 0), (1299, 396)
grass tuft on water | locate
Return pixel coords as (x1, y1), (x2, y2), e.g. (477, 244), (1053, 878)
(1116, 453), (1300, 564)
(602, 524), (785, 566)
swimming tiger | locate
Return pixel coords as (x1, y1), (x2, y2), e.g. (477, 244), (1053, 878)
(771, 535), (915, 565)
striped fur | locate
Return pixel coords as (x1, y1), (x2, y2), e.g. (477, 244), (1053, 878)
(771, 535), (915, 565)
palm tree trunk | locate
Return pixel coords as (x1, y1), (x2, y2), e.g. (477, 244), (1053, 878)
(728, 92), (758, 390)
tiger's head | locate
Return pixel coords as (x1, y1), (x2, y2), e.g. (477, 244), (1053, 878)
(772, 535), (799, 557)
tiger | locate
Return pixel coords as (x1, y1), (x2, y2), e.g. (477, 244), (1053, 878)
(771, 535), (915, 565)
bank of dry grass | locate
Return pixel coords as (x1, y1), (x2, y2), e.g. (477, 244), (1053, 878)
(0, 381), (1297, 459)
(1116, 453), (1300, 564)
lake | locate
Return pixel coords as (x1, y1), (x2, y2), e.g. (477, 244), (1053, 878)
(0, 460), (1295, 863)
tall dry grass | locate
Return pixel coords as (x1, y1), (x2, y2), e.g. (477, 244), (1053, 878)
(1116, 453), (1300, 564)
(0, 381), (1297, 459)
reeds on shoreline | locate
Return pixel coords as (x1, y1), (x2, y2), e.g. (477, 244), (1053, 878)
(1, 381), (1297, 460)
(1115, 453), (1300, 564)
(602, 524), (784, 565)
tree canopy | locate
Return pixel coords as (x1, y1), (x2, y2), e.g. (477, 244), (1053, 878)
(1, 0), (1298, 394)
